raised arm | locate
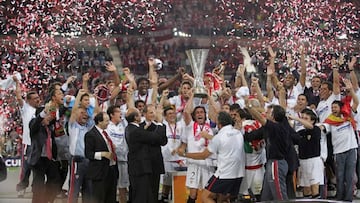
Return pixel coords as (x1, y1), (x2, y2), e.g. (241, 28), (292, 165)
(288, 114), (314, 129)
(348, 56), (359, 91)
(13, 74), (24, 107)
(245, 104), (267, 126)
(266, 65), (275, 102)
(252, 77), (265, 107)
(183, 89), (194, 126)
(158, 89), (171, 108)
(69, 89), (86, 123)
(208, 89), (220, 123)
(126, 87), (135, 109)
(344, 78), (359, 112)
(158, 67), (185, 94)
(277, 82), (287, 109)
(148, 58), (157, 83)
(234, 64), (243, 89)
(62, 75), (76, 92)
(299, 47), (306, 88)
(150, 71), (159, 105)
(82, 73), (90, 93)
(238, 64), (248, 88)
(331, 57), (341, 95)
(105, 61), (121, 87)
(268, 46), (280, 87)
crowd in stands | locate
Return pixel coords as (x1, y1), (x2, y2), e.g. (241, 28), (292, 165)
(0, 0), (359, 202)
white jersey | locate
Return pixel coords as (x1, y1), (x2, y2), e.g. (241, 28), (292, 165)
(208, 125), (245, 179)
(162, 120), (185, 162)
(242, 120), (265, 167)
(169, 96), (206, 121)
(133, 88), (154, 104)
(20, 101), (36, 145)
(169, 95), (188, 122)
(286, 83), (305, 109)
(316, 93), (341, 123)
(181, 120), (215, 166)
(107, 120), (128, 161)
(287, 108), (304, 132)
(323, 119), (358, 154)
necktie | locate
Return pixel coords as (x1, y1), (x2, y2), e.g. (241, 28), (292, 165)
(102, 130), (117, 161)
(313, 90), (319, 96)
(45, 127), (52, 160)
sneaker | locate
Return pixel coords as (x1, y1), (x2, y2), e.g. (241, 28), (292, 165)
(17, 189), (25, 198)
(355, 189), (360, 199)
(57, 190), (68, 198)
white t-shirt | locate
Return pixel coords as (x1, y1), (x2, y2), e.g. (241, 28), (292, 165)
(107, 120), (128, 161)
(352, 89), (360, 132)
(316, 93), (341, 123)
(162, 120), (185, 162)
(207, 125), (245, 179)
(181, 120), (215, 166)
(20, 101), (36, 145)
(323, 120), (358, 154)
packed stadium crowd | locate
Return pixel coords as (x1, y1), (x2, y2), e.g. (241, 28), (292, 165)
(1, 43), (359, 203)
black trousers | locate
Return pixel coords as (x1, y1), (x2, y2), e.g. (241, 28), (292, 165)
(89, 165), (118, 203)
(129, 173), (161, 203)
(31, 157), (61, 203)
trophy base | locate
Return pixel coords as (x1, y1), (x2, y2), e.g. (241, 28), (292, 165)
(194, 93), (208, 98)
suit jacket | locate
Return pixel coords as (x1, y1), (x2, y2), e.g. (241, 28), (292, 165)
(84, 126), (118, 180)
(125, 122), (167, 176)
(28, 109), (58, 166)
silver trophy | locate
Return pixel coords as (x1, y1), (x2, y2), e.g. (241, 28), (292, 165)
(186, 49), (209, 98)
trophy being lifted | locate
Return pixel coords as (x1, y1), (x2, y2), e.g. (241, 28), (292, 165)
(185, 49), (209, 98)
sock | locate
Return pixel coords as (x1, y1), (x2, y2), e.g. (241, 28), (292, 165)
(160, 194), (169, 202)
(312, 194), (320, 199)
(303, 194), (311, 198)
(187, 196), (196, 203)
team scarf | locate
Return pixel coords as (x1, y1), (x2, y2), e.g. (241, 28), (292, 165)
(324, 95), (357, 130)
(193, 121), (211, 146)
(324, 114), (356, 130)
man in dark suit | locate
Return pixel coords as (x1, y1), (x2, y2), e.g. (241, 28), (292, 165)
(84, 112), (118, 203)
(125, 106), (167, 203)
(28, 88), (69, 203)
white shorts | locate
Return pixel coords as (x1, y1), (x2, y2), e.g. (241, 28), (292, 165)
(239, 165), (265, 195)
(297, 157), (324, 187)
(185, 163), (215, 189)
(117, 161), (130, 188)
(164, 161), (179, 172)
